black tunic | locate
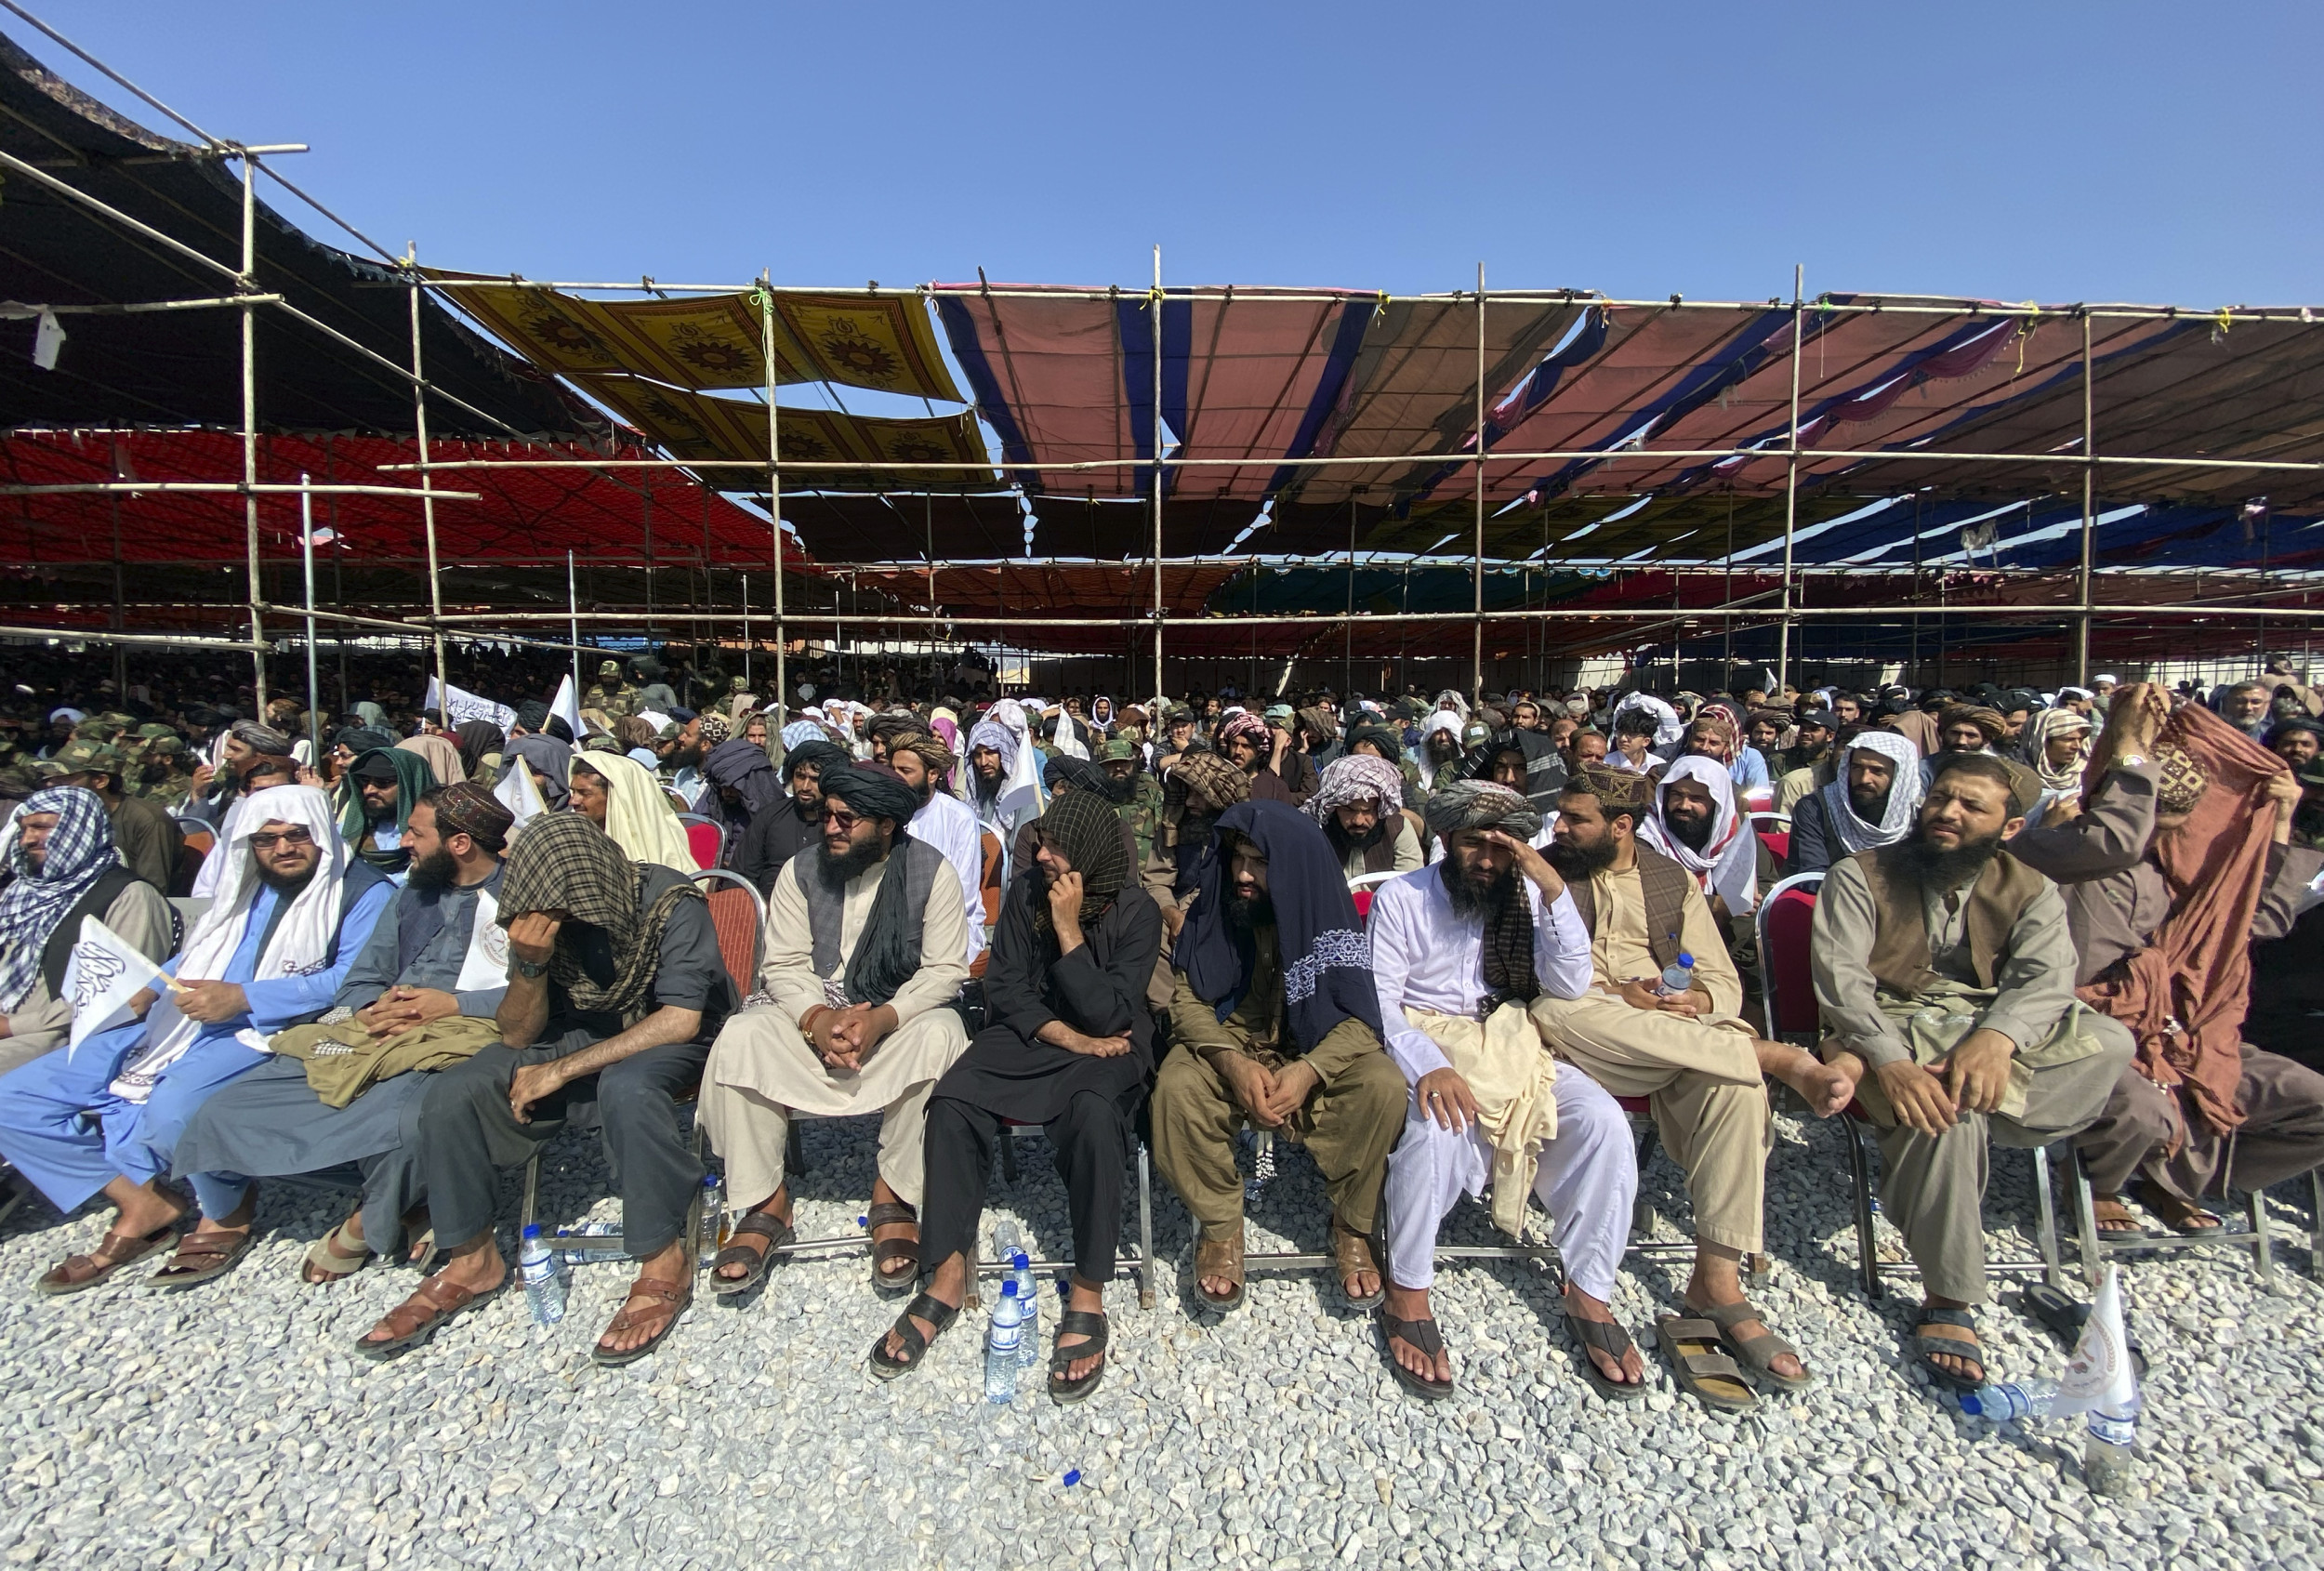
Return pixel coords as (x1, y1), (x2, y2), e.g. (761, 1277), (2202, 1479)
(931, 870), (1162, 1129)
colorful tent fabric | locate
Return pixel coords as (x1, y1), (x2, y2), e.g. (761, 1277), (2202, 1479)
(573, 377), (993, 491)
(428, 272), (962, 402)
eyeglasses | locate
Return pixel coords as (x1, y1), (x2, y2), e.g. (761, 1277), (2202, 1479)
(247, 827), (314, 850)
(819, 807), (860, 831)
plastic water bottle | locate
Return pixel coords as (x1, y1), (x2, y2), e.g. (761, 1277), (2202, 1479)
(984, 1281), (1023, 1403)
(2083, 1395), (2140, 1497)
(518, 1224), (566, 1326)
(696, 1172), (727, 1267)
(993, 1220), (1023, 1267)
(556, 1220), (625, 1266)
(1959, 1379), (2061, 1420)
(1012, 1250), (1040, 1368)
(1657, 952), (1696, 997)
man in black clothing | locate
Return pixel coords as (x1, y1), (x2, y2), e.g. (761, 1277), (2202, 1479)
(737, 740), (850, 897)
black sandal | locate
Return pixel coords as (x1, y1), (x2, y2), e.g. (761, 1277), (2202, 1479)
(709, 1210), (794, 1298)
(1377, 1310), (1455, 1401)
(1047, 1310), (1109, 1406)
(1909, 1306), (1987, 1392)
(1565, 1313), (1648, 1402)
(869, 1292), (960, 1380)
(865, 1200), (920, 1299)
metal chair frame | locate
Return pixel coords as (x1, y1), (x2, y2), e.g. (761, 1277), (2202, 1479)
(675, 812), (727, 873)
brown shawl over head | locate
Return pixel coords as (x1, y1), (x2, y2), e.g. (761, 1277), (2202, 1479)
(1882, 710), (1941, 757)
(2076, 702), (2283, 1135)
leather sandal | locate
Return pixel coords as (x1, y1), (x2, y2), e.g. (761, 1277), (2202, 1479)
(1689, 1296), (1816, 1392)
(865, 1200), (920, 1299)
(302, 1215), (371, 1284)
(869, 1291), (961, 1380)
(2091, 1196), (2154, 1240)
(357, 1272), (505, 1361)
(1047, 1310), (1109, 1406)
(2137, 1182), (2225, 1235)
(1331, 1216), (1384, 1311)
(1657, 1316), (1757, 1412)
(1908, 1306), (1987, 1392)
(710, 1209), (795, 1298)
(34, 1221), (178, 1296)
(1565, 1313), (1648, 1402)
(146, 1226), (256, 1290)
(1193, 1228), (1245, 1312)
(1378, 1310), (1455, 1401)
(593, 1276), (692, 1367)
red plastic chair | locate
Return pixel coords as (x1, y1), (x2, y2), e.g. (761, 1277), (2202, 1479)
(676, 813), (725, 872)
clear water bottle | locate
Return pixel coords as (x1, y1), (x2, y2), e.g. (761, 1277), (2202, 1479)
(1657, 951), (1696, 997)
(557, 1220), (625, 1266)
(2083, 1396), (2140, 1497)
(696, 1172), (727, 1267)
(984, 1281), (1023, 1403)
(993, 1219), (1022, 1267)
(1012, 1250), (1040, 1368)
(1959, 1379), (2061, 1420)
(518, 1223), (566, 1326)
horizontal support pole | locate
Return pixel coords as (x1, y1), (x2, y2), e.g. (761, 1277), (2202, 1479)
(0, 623), (261, 651)
(24, 294), (284, 314)
(0, 482), (482, 500)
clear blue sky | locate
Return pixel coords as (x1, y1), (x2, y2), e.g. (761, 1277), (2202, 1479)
(23, 1), (2322, 309)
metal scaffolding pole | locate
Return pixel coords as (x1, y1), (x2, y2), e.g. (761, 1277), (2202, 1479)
(405, 244), (450, 714)
(2076, 311), (2096, 683)
(759, 280), (787, 726)
(1776, 264), (1803, 693)
(238, 152), (267, 707)
(1472, 263), (1486, 706)
(1152, 244), (1166, 709)
(567, 548), (582, 698)
(299, 474), (322, 761)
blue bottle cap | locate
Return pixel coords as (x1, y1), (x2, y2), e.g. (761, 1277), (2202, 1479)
(1958, 1393), (1983, 1417)
(1677, 952), (1694, 967)
(1061, 1469), (1081, 1486)
(1000, 1280), (1018, 1298)
(522, 1222), (541, 1240)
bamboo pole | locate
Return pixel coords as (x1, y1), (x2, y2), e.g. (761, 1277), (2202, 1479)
(1472, 264), (1486, 706)
(760, 280), (787, 726)
(239, 150), (266, 709)
(1152, 244), (1166, 710)
(406, 243), (451, 718)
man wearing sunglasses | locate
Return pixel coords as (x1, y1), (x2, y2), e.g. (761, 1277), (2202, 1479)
(0, 786), (390, 1293)
(697, 763), (971, 1302)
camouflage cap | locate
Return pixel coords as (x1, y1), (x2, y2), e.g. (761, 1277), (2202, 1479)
(600, 659), (622, 677)
(147, 735), (187, 756)
(1099, 739), (1140, 763)
(136, 722), (177, 741)
(47, 739), (122, 775)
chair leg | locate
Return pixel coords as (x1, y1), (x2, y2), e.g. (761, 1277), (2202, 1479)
(520, 1149), (541, 1237)
(1845, 1118), (1881, 1300)
(2068, 1147), (2104, 1289)
(1000, 1129), (1021, 1185)
(1136, 1142), (1155, 1312)
(2310, 1168), (2324, 1284)
(2033, 1142), (2066, 1292)
(2249, 1187), (2276, 1288)
(784, 1121), (808, 1181)
(1630, 1116), (1659, 1243)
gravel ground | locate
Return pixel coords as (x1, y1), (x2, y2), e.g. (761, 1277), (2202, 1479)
(0, 1109), (2316, 1571)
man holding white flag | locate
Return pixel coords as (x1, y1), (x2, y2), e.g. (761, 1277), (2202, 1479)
(422, 677), (516, 734)
(0, 788), (172, 1076)
(0, 786), (392, 1293)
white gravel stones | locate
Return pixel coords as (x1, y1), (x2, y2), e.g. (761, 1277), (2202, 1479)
(0, 1108), (2316, 1569)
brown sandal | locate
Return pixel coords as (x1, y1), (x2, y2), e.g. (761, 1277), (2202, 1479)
(866, 1200), (920, 1298)
(594, 1276), (692, 1366)
(1193, 1228), (1245, 1312)
(34, 1221), (178, 1296)
(357, 1271), (505, 1361)
(147, 1225), (255, 1289)
(2091, 1196), (2154, 1240)
(1332, 1216), (1385, 1311)
(2137, 1182), (2224, 1235)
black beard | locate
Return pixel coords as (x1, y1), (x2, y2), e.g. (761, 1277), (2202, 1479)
(256, 862), (319, 897)
(1438, 857), (1515, 921)
(405, 846), (460, 890)
(1544, 835), (1616, 882)
(1100, 772), (1136, 804)
(670, 744), (705, 771)
(1848, 784), (1892, 822)
(908, 776), (936, 809)
(1222, 889), (1275, 935)
(971, 770), (1003, 804)
(1901, 823), (2005, 888)
(1665, 813), (1713, 852)
(1426, 739), (1459, 765)
(814, 836), (886, 890)
(1324, 815), (1388, 857)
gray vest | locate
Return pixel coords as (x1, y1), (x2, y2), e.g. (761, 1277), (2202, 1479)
(799, 837), (945, 1002)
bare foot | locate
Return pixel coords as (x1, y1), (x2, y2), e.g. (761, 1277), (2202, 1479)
(1563, 1282), (1645, 1387)
(1759, 1041), (1854, 1118)
(1380, 1283), (1453, 1387)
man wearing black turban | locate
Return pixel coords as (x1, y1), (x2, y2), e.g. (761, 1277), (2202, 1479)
(737, 738), (849, 897)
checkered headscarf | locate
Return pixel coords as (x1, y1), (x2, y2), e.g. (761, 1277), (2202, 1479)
(497, 812), (700, 1017)
(0, 786), (119, 1010)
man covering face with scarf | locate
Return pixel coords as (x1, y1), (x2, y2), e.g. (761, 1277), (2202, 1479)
(697, 764), (971, 1315)
(355, 810), (734, 1367)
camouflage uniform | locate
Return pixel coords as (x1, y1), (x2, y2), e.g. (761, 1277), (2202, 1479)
(136, 735), (193, 807)
(583, 658), (638, 719)
(1100, 740), (1164, 865)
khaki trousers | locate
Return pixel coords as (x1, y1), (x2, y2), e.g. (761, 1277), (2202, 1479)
(1149, 1022), (1405, 1240)
(1528, 991), (1770, 1255)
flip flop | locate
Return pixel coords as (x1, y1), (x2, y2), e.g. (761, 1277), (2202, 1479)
(1377, 1310), (1455, 1401)
(2090, 1196), (2154, 1242)
(1565, 1313), (1649, 1402)
(1657, 1316), (1757, 1413)
(146, 1226), (256, 1289)
(709, 1210), (795, 1298)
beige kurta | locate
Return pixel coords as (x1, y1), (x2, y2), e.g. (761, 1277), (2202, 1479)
(1526, 862), (1769, 1253)
(699, 849), (971, 1205)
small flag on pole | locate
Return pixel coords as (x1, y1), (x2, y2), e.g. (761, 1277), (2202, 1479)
(59, 916), (175, 1054)
(494, 752), (547, 837)
(549, 674), (584, 750)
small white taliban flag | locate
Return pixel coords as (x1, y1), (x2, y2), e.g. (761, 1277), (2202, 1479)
(423, 676), (517, 732)
(549, 674), (585, 751)
(60, 916), (177, 1054)
(493, 752), (548, 838)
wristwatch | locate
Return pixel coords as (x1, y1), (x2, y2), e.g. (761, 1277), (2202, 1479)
(512, 957), (549, 980)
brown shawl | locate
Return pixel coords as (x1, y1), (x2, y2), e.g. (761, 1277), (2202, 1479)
(2075, 703), (2281, 1136)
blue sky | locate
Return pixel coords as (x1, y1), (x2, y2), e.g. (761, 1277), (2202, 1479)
(22, 1), (2324, 308)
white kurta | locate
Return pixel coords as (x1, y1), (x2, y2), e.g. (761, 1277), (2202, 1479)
(908, 788), (986, 966)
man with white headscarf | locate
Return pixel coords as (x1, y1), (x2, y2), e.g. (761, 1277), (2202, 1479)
(1305, 754), (1424, 878)
(1789, 731), (1925, 875)
(1639, 756), (1759, 918)
(2017, 707), (2094, 829)
(0, 786), (174, 1076)
(0, 786), (391, 1292)
(961, 717), (1039, 880)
